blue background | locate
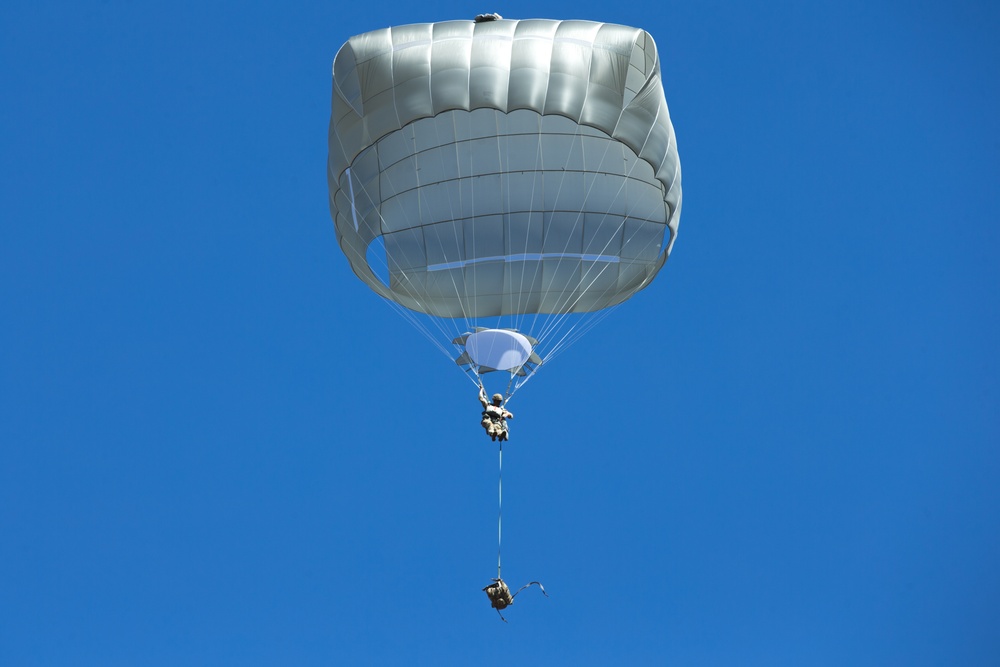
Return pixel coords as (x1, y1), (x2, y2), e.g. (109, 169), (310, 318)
(2, 1), (997, 665)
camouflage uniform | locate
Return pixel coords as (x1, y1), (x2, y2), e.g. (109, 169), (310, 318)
(479, 387), (512, 441)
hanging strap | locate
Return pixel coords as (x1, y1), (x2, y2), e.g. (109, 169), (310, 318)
(512, 581), (548, 600)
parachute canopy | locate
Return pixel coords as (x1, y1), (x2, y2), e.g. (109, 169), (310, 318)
(453, 328), (542, 375)
(328, 18), (681, 321)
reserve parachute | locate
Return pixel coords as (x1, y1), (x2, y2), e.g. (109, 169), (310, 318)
(328, 17), (681, 396)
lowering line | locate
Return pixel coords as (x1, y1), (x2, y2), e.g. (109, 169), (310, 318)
(498, 440), (503, 579)
(483, 438), (548, 622)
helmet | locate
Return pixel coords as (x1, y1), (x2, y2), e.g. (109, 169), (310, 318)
(492, 393), (504, 404)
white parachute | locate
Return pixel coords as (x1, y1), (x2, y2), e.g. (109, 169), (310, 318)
(328, 17), (681, 397)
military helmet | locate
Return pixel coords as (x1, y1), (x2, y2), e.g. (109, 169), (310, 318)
(492, 393), (504, 404)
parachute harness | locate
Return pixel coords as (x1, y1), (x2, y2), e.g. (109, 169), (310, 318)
(484, 438), (547, 622)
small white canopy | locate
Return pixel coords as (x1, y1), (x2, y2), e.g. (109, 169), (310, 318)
(464, 329), (533, 373)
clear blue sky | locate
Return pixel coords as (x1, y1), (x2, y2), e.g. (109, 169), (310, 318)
(2, 1), (998, 665)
